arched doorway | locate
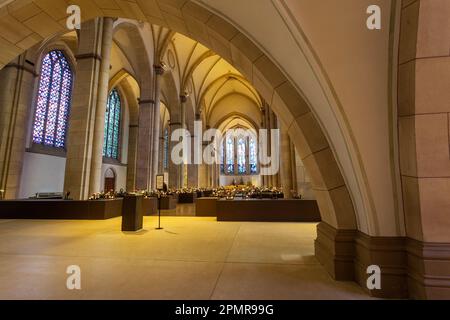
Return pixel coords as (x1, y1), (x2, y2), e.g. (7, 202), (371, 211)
(104, 168), (116, 193)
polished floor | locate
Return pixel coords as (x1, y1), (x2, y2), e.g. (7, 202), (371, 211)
(0, 205), (372, 300)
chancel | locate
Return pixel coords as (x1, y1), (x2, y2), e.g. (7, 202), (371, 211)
(0, 0), (448, 301)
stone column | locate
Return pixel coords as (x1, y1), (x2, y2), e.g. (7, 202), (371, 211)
(150, 65), (164, 189)
(168, 121), (181, 189)
(269, 110), (279, 187)
(0, 55), (35, 199)
(280, 126), (293, 198)
(261, 106), (269, 187)
(64, 18), (113, 200)
(88, 17), (114, 196)
(135, 99), (154, 190)
(179, 94), (187, 188)
(126, 123), (139, 191)
(159, 135), (165, 173)
(290, 141), (298, 194)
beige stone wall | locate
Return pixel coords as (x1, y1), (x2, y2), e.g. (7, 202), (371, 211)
(398, 0), (450, 243)
(0, 56), (34, 199)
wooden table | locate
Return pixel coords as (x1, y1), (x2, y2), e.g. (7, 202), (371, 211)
(177, 192), (197, 203)
(195, 197), (218, 216)
(216, 199), (321, 222)
(0, 199), (123, 220)
(159, 195), (177, 210)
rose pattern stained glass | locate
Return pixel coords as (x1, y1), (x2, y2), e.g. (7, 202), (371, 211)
(32, 50), (73, 148)
(103, 89), (121, 159)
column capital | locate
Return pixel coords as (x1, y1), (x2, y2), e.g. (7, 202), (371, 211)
(154, 64), (165, 76)
(180, 94), (188, 103)
(138, 98), (155, 105)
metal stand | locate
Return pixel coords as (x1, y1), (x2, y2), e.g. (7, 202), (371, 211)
(156, 195), (163, 230)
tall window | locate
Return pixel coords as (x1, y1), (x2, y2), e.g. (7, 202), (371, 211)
(163, 127), (169, 169)
(32, 50), (73, 148)
(222, 134), (258, 175)
(237, 137), (246, 174)
(249, 136), (258, 174)
(103, 89), (121, 159)
(226, 136), (235, 174)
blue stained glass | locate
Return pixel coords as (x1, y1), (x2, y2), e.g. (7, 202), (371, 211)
(249, 136), (258, 174)
(103, 89), (121, 159)
(226, 136), (234, 174)
(32, 50), (73, 148)
(237, 137), (246, 174)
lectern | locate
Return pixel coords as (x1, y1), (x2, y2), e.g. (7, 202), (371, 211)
(122, 194), (143, 231)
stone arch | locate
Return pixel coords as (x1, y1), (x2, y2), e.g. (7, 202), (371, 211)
(0, 0), (358, 232)
(215, 112), (260, 133)
(112, 21), (153, 98)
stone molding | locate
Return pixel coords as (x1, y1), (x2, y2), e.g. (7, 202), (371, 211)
(315, 222), (450, 299)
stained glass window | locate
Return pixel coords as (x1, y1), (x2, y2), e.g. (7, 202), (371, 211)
(237, 137), (246, 174)
(220, 133), (258, 176)
(103, 89), (121, 159)
(163, 127), (169, 169)
(219, 139), (225, 174)
(226, 136), (235, 174)
(249, 136), (258, 174)
(32, 50), (73, 148)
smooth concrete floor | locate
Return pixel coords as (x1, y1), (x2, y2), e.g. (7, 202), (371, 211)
(0, 205), (373, 300)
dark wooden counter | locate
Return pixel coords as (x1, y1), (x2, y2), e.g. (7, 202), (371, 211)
(195, 197), (218, 216)
(159, 195), (177, 210)
(216, 199), (321, 222)
(142, 197), (158, 216)
(177, 192), (197, 203)
(0, 199), (123, 220)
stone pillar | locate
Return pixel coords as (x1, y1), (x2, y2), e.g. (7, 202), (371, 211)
(290, 141), (298, 193)
(280, 126), (293, 198)
(135, 99), (153, 190)
(261, 106), (269, 187)
(179, 95), (187, 188)
(168, 121), (181, 189)
(151, 65), (164, 189)
(269, 110), (279, 187)
(64, 18), (113, 200)
(126, 124), (139, 191)
(159, 135), (165, 174)
(397, 0), (450, 299)
(0, 55), (34, 199)
(88, 17), (114, 196)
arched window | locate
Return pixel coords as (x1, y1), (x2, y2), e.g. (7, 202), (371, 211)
(103, 88), (121, 159)
(163, 127), (169, 170)
(249, 136), (258, 174)
(226, 136), (235, 174)
(237, 137), (246, 174)
(32, 50), (73, 148)
(221, 133), (258, 175)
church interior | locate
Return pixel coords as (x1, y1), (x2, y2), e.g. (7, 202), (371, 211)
(0, 0), (448, 300)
